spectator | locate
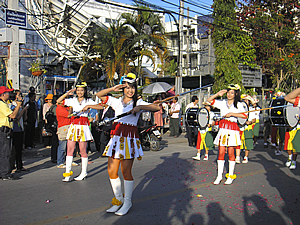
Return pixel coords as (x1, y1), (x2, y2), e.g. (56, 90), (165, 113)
(169, 97), (181, 137)
(23, 86), (35, 105)
(43, 94), (53, 148)
(47, 95), (59, 163)
(98, 103), (115, 155)
(10, 91), (29, 173)
(24, 92), (37, 149)
(0, 86), (22, 180)
(88, 107), (98, 153)
(153, 95), (163, 132)
(56, 101), (71, 168)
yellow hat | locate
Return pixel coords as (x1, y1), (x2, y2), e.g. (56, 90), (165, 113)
(45, 94), (53, 100)
(228, 84), (241, 91)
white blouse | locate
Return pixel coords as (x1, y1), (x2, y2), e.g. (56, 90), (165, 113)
(64, 97), (96, 117)
(107, 96), (150, 126)
(212, 99), (245, 123)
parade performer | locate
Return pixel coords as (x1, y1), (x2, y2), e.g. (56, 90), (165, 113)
(271, 92), (286, 155)
(207, 84), (247, 185)
(251, 96), (261, 147)
(96, 73), (160, 216)
(192, 102), (215, 161)
(186, 95), (199, 147)
(284, 89), (300, 169)
(236, 95), (255, 164)
(57, 82), (98, 182)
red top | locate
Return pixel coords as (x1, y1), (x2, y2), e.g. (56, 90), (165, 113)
(56, 104), (71, 128)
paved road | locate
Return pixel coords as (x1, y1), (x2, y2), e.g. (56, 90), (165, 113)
(1, 133), (299, 225)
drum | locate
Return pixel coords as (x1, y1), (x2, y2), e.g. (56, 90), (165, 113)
(269, 98), (300, 127)
(238, 101), (249, 127)
(185, 107), (209, 128)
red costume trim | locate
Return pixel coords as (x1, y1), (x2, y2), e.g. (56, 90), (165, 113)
(219, 119), (240, 131)
(110, 122), (140, 138)
(284, 131), (290, 151)
(241, 113), (248, 119)
(211, 99), (216, 105)
(293, 96), (299, 107)
(196, 131), (201, 149)
(102, 96), (109, 104)
(70, 116), (90, 126)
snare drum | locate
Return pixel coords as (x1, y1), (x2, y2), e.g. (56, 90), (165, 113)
(269, 98), (299, 128)
(237, 101), (249, 127)
(185, 107), (209, 128)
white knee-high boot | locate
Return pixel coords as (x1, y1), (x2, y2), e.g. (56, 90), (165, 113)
(62, 156), (73, 182)
(214, 160), (225, 185)
(106, 177), (124, 213)
(225, 160), (236, 185)
(74, 157), (88, 181)
(115, 180), (134, 216)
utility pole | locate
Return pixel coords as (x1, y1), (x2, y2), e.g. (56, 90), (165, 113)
(176, 0), (184, 96)
(208, 29), (211, 76)
(186, 7), (190, 77)
(7, 0), (20, 89)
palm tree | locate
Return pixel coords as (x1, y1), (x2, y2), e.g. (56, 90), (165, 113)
(121, 7), (167, 78)
(90, 19), (134, 86)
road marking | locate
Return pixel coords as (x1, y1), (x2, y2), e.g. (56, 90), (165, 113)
(26, 166), (279, 225)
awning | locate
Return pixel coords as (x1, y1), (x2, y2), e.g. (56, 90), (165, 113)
(142, 68), (158, 78)
(44, 75), (77, 81)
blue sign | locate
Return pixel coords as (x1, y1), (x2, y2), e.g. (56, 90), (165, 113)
(5, 9), (27, 27)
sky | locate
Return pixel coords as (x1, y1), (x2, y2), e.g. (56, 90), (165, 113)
(113, 0), (214, 21)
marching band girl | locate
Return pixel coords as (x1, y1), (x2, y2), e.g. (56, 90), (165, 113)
(57, 82), (98, 182)
(236, 94), (255, 164)
(207, 84), (247, 185)
(192, 102), (215, 161)
(284, 89), (300, 170)
(96, 73), (160, 216)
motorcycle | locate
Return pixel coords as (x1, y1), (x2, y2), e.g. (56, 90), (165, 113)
(138, 125), (162, 151)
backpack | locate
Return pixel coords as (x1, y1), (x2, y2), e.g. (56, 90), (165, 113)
(45, 105), (58, 132)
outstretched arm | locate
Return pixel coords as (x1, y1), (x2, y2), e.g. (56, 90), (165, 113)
(82, 104), (104, 112)
(285, 88), (300, 104)
(131, 104), (160, 115)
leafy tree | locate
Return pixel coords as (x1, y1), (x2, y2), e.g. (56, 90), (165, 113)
(212, 0), (256, 92)
(238, 0), (300, 91)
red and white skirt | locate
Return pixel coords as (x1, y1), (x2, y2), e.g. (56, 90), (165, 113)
(214, 120), (241, 147)
(66, 117), (93, 142)
(102, 122), (143, 160)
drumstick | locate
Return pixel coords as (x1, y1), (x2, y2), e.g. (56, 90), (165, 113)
(241, 104), (293, 114)
(153, 84), (213, 104)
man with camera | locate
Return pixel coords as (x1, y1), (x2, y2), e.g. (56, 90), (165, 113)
(0, 86), (22, 180)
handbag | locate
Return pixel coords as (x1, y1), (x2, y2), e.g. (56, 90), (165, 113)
(42, 127), (52, 137)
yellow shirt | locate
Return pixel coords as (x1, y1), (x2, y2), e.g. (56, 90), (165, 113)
(0, 100), (13, 128)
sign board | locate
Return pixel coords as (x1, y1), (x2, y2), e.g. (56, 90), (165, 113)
(5, 9), (27, 27)
(240, 65), (262, 88)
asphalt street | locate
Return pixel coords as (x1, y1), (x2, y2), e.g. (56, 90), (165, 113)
(0, 132), (299, 225)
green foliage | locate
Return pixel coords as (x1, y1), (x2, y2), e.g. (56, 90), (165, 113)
(28, 59), (47, 73)
(238, 0), (300, 90)
(164, 59), (177, 76)
(212, 0), (255, 92)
